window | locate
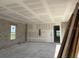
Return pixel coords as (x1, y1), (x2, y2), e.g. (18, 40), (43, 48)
(56, 30), (60, 37)
(10, 25), (16, 40)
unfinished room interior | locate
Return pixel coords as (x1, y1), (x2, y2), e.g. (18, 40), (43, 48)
(0, 0), (79, 58)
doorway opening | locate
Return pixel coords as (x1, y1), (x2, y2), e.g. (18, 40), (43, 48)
(54, 26), (60, 43)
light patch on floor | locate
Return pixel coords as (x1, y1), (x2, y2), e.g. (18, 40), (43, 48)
(0, 42), (57, 58)
(54, 44), (61, 58)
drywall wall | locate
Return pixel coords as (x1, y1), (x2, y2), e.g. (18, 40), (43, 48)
(27, 24), (53, 42)
(27, 22), (67, 43)
(0, 19), (26, 49)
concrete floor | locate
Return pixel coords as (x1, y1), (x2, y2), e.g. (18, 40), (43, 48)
(0, 42), (57, 58)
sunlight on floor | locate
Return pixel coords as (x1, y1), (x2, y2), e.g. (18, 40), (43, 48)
(54, 44), (61, 58)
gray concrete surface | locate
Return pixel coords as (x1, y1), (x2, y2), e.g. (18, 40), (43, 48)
(0, 42), (56, 58)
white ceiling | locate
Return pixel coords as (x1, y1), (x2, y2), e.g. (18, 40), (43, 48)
(0, 0), (78, 24)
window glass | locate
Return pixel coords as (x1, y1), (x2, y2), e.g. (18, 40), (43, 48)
(10, 25), (16, 40)
(56, 30), (60, 37)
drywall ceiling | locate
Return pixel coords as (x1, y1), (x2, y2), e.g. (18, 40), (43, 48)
(0, 0), (78, 24)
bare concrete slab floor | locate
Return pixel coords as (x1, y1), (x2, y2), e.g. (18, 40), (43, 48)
(0, 42), (56, 58)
